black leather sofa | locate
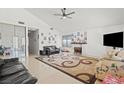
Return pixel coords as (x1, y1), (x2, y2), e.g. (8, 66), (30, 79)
(0, 58), (37, 84)
(40, 46), (60, 56)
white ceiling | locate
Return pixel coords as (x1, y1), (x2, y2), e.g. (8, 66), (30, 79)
(25, 8), (124, 32)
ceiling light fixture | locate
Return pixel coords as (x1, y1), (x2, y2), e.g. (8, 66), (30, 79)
(54, 8), (75, 19)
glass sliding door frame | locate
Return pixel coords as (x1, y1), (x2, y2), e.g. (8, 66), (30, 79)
(0, 22), (26, 58)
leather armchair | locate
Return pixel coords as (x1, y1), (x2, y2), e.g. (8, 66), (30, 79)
(0, 58), (37, 84)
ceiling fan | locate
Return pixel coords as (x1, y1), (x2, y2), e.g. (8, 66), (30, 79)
(54, 8), (75, 19)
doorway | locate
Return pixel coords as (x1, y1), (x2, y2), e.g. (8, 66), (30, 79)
(28, 28), (39, 55)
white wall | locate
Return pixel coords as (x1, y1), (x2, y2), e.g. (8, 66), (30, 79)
(0, 8), (61, 56)
(85, 24), (124, 58)
(62, 24), (124, 58)
(83, 28), (103, 57)
(39, 28), (61, 50)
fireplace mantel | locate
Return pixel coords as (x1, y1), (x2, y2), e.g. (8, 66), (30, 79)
(71, 43), (87, 55)
(74, 47), (82, 54)
(71, 43), (82, 47)
(71, 42), (87, 44)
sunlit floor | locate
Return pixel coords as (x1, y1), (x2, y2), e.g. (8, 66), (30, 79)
(26, 55), (83, 84)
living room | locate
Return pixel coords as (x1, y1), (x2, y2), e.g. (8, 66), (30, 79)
(0, 8), (124, 84)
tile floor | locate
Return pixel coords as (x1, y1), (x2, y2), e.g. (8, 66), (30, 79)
(0, 55), (83, 84)
(26, 55), (83, 84)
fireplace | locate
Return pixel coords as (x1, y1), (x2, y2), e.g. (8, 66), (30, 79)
(74, 47), (82, 54)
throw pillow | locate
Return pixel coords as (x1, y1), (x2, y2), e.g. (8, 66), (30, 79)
(106, 49), (118, 59)
(117, 50), (124, 58)
(0, 59), (5, 77)
(102, 74), (120, 84)
(119, 77), (124, 84)
(112, 55), (123, 61)
(0, 59), (4, 67)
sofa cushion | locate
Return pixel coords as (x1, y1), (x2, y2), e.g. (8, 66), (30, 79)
(0, 58), (37, 84)
(51, 46), (56, 50)
(112, 55), (124, 62)
(0, 70), (27, 84)
(49, 47), (53, 51)
(4, 58), (19, 63)
(1, 60), (21, 69)
(106, 49), (118, 58)
(0, 59), (4, 67)
(117, 50), (124, 58)
(21, 75), (38, 84)
(0, 70), (37, 84)
(0, 59), (5, 77)
(0, 63), (26, 77)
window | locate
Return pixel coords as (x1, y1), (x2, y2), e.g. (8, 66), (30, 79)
(62, 35), (72, 47)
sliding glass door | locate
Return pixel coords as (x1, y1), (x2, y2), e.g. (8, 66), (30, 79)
(13, 25), (26, 58)
(0, 23), (26, 61)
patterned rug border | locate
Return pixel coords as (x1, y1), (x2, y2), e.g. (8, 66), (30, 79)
(35, 57), (96, 84)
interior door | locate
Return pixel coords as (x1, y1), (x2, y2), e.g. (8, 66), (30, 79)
(28, 30), (39, 55)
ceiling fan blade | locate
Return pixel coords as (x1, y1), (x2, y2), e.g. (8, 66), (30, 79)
(53, 14), (62, 16)
(66, 11), (75, 16)
(61, 8), (65, 14)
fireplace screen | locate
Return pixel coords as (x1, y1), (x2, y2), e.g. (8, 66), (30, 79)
(74, 47), (82, 54)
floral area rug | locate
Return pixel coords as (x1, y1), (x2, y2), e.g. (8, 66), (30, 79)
(36, 53), (98, 84)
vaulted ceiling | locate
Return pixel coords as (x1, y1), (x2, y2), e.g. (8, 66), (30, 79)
(25, 8), (124, 32)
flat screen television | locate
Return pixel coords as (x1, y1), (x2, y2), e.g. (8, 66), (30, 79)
(103, 32), (123, 48)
